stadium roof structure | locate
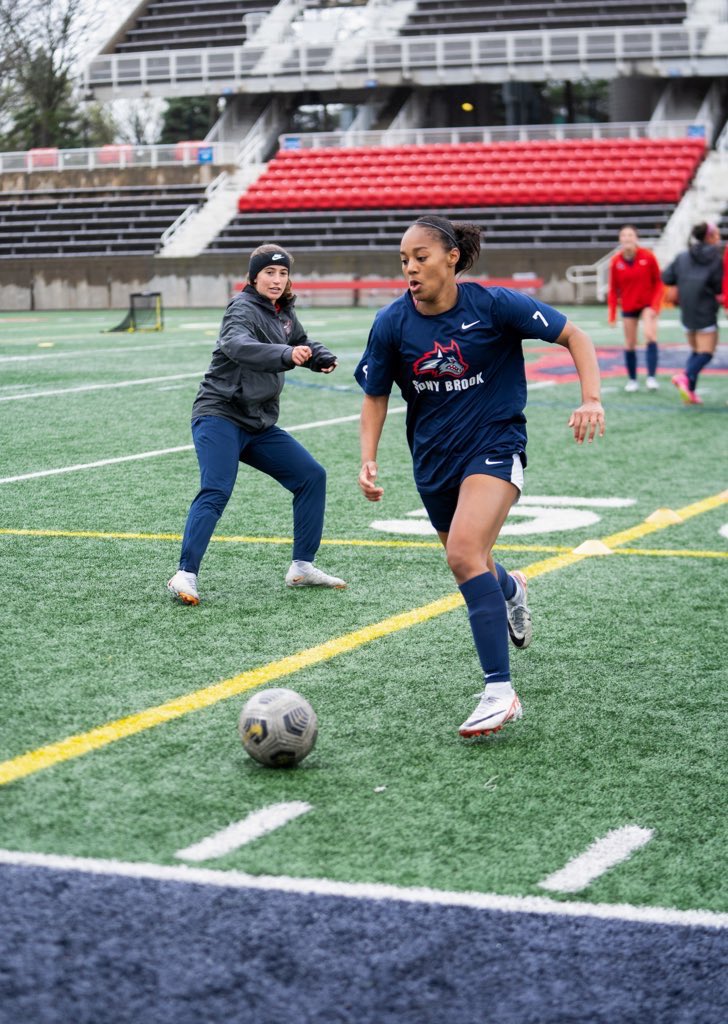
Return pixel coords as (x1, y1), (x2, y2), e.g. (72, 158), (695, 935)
(83, 4), (728, 99)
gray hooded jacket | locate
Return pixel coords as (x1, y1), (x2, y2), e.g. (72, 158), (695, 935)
(661, 242), (723, 331)
(191, 285), (335, 432)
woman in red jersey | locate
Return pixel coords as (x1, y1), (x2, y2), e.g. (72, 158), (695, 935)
(607, 225), (663, 392)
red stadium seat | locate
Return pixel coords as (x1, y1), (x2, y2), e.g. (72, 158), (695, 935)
(27, 148), (59, 170)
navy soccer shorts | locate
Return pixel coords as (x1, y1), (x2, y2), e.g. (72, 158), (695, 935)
(419, 452), (524, 533)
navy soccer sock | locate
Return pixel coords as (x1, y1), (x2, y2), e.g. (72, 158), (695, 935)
(458, 572), (511, 685)
(625, 350), (637, 380)
(686, 352), (712, 391)
(646, 341), (658, 376)
(494, 562), (517, 601)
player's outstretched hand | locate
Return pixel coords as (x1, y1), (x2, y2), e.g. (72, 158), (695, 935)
(568, 401), (605, 444)
(359, 461), (384, 501)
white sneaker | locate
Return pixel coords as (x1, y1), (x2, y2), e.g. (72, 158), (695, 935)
(167, 569), (200, 605)
(459, 688), (523, 738)
(507, 570), (532, 649)
(624, 380), (639, 393)
(285, 562), (346, 588)
(646, 376), (659, 391)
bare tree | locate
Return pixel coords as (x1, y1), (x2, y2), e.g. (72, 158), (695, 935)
(0, 0), (112, 148)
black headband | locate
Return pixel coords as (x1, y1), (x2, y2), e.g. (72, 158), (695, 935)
(416, 219), (460, 250)
(248, 249), (291, 282)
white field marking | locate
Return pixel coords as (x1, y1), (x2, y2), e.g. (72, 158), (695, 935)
(518, 496), (636, 508)
(0, 408), (406, 485)
(0, 340), (210, 363)
(373, 495), (636, 537)
(538, 826), (655, 894)
(175, 803), (312, 862)
(374, 509), (598, 538)
(0, 446), (195, 485)
(720, 523), (728, 540)
(0, 372), (201, 403)
(0, 848), (725, 930)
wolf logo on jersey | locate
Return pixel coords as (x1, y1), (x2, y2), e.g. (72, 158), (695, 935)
(413, 340), (469, 379)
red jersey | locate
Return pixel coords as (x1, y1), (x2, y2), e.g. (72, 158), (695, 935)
(607, 247), (663, 322)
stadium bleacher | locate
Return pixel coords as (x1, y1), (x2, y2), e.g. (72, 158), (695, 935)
(235, 137), (706, 213)
(110, 0), (279, 53)
(0, 183), (206, 258)
(398, 0), (688, 35)
(207, 203), (676, 253)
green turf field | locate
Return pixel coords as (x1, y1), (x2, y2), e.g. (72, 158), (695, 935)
(0, 305), (726, 916)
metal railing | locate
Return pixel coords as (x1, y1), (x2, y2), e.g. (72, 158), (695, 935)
(159, 170), (229, 246)
(278, 119), (709, 150)
(0, 141), (238, 174)
(82, 23), (713, 96)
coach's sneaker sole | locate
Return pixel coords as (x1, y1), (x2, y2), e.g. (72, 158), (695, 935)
(459, 689), (523, 738)
(167, 570), (200, 605)
(285, 563), (347, 588)
(507, 570), (532, 649)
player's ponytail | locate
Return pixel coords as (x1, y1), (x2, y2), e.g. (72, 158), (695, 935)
(451, 221), (482, 274)
(689, 222), (709, 246)
(414, 215), (482, 274)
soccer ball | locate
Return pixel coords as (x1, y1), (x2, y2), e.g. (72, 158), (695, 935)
(238, 687), (318, 767)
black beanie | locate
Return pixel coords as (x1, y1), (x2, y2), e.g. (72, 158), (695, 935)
(248, 249), (291, 283)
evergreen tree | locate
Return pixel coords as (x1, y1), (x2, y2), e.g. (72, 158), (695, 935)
(159, 97), (218, 144)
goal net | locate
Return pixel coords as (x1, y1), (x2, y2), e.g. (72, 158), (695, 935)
(105, 292), (164, 333)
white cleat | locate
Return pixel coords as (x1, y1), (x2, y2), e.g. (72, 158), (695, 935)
(624, 380), (639, 393)
(167, 569), (200, 605)
(285, 563), (347, 589)
(646, 376), (659, 391)
(459, 688), (523, 738)
(507, 570), (532, 649)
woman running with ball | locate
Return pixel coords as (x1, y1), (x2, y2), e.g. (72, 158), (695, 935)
(356, 215), (605, 738)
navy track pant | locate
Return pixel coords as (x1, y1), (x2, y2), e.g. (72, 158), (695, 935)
(179, 415), (326, 574)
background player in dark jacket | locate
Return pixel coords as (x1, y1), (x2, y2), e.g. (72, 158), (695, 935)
(168, 244), (345, 605)
(662, 223), (723, 406)
(356, 215), (604, 739)
(607, 225), (663, 392)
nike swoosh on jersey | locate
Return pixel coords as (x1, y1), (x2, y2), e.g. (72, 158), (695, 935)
(461, 320), (481, 330)
(485, 458), (504, 465)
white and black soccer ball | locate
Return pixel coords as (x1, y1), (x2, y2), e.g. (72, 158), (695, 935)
(239, 687), (318, 767)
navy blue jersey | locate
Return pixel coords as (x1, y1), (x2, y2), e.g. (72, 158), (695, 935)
(354, 283), (566, 493)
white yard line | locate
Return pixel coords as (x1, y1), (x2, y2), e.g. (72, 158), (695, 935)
(0, 446), (195, 485)
(0, 340), (210, 363)
(0, 847), (724, 930)
(0, 373), (202, 402)
(0, 408), (406, 485)
(538, 826), (655, 894)
(175, 803), (312, 862)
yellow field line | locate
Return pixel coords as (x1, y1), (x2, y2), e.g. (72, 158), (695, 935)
(0, 594), (462, 787)
(1, 526), (727, 558)
(0, 488), (725, 787)
(614, 547), (728, 559)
